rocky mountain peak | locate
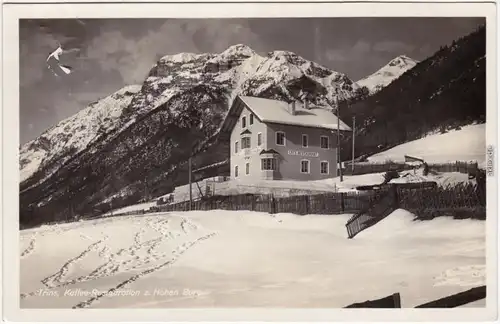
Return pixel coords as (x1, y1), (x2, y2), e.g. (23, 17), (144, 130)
(357, 55), (419, 94)
(388, 55), (418, 67)
(220, 44), (256, 58)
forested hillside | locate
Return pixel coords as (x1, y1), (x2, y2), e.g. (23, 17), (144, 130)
(340, 25), (486, 161)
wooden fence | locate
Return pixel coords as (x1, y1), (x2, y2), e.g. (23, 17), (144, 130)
(25, 180), (485, 231)
(428, 161), (479, 175)
(343, 162), (414, 176)
(344, 285), (486, 308)
(150, 192), (375, 216)
(398, 182), (486, 220)
(342, 160), (481, 176)
(148, 181), (486, 220)
(345, 293), (401, 308)
(346, 185), (399, 238)
(415, 286), (486, 308)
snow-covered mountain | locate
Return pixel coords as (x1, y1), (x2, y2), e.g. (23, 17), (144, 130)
(20, 44), (360, 225)
(356, 55), (419, 94)
(20, 85), (141, 183)
(133, 44), (358, 117)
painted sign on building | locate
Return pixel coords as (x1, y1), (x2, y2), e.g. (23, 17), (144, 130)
(287, 149), (319, 158)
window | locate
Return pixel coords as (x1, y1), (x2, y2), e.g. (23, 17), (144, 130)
(241, 137), (251, 149)
(242, 116), (246, 128)
(276, 131), (286, 146)
(246, 163), (250, 175)
(250, 114), (254, 125)
(302, 134), (308, 148)
(234, 141), (239, 153)
(235, 165), (239, 177)
(261, 158), (277, 171)
(320, 161), (329, 174)
(301, 160), (310, 173)
(257, 133), (262, 146)
(320, 136), (329, 149)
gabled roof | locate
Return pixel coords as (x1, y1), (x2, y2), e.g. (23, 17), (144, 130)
(259, 149), (280, 155)
(239, 96), (352, 131)
(217, 95), (352, 142)
(240, 129), (252, 135)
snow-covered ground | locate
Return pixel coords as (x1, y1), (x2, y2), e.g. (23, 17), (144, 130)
(171, 177), (340, 203)
(368, 124), (486, 167)
(20, 209), (485, 308)
(320, 168), (476, 192)
(168, 169), (475, 205)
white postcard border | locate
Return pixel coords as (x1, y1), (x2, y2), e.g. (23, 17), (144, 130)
(2, 2), (498, 322)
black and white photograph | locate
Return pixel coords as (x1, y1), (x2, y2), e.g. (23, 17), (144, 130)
(2, 1), (498, 321)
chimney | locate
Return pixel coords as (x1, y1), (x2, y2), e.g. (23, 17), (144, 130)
(290, 101), (296, 115)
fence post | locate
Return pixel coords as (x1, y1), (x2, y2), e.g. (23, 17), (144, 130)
(340, 193), (345, 213)
(392, 185), (399, 209)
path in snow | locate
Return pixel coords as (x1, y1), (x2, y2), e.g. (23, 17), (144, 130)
(20, 214), (217, 308)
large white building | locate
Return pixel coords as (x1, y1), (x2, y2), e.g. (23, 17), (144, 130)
(218, 96), (352, 181)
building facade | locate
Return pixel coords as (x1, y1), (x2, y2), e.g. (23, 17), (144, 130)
(218, 96), (352, 181)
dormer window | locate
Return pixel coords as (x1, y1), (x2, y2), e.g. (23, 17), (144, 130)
(250, 114), (254, 125)
(242, 116), (247, 128)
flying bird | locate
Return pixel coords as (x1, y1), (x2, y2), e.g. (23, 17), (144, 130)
(46, 44), (79, 77)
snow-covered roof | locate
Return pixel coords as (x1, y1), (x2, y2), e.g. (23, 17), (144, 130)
(239, 96), (352, 131)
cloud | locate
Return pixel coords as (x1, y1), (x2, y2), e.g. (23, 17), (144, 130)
(373, 40), (415, 54)
(325, 40), (371, 62)
(85, 20), (260, 84)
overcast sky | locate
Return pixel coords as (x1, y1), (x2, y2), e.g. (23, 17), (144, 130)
(19, 17), (484, 144)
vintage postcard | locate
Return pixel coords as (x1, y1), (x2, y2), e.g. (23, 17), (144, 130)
(1, 1), (498, 322)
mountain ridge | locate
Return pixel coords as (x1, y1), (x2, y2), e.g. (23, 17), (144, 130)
(20, 85), (142, 184)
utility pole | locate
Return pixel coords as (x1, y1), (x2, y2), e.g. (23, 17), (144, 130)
(352, 116), (356, 172)
(188, 156), (193, 210)
(337, 102), (343, 182)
